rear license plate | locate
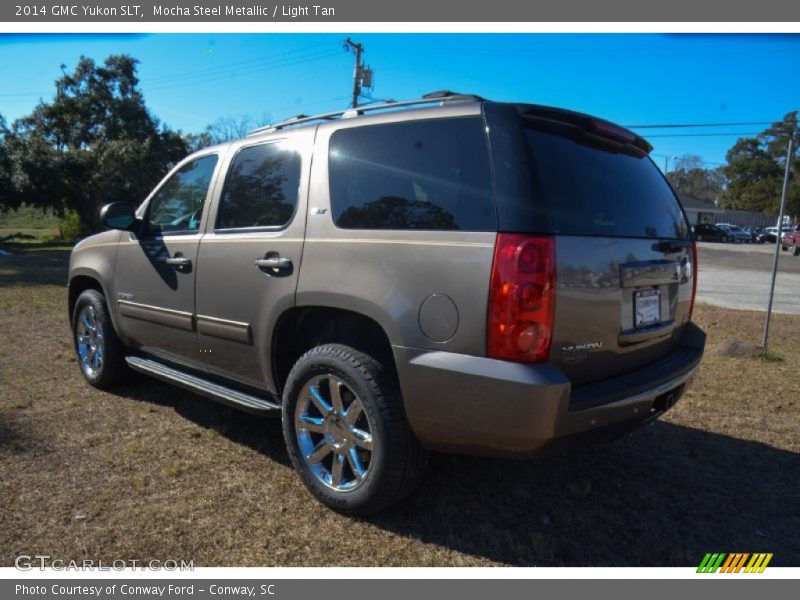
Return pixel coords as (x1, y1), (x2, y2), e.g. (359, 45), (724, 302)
(634, 289), (661, 328)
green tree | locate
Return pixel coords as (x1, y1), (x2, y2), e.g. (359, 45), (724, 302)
(183, 131), (213, 153)
(5, 55), (187, 231)
(720, 112), (799, 215)
(0, 115), (13, 210)
(666, 154), (725, 203)
(205, 115), (257, 143)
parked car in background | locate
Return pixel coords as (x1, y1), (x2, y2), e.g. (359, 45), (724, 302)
(762, 226), (780, 243)
(780, 223), (800, 256)
(715, 223), (751, 243)
(745, 226), (766, 243)
(692, 223), (729, 242)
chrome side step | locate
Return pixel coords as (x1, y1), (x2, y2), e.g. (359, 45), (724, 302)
(125, 356), (281, 415)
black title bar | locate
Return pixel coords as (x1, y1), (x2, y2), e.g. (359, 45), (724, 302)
(3, 0), (800, 22)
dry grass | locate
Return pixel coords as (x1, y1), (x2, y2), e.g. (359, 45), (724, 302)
(1, 249), (798, 567)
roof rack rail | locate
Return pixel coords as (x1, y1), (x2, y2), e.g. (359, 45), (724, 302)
(247, 91), (484, 136)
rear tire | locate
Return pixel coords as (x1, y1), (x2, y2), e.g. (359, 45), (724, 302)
(793, 246), (800, 257)
(281, 344), (428, 515)
(781, 245), (788, 252)
(72, 289), (128, 389)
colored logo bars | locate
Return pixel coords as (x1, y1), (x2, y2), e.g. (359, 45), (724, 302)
(697, 553), (773, 573)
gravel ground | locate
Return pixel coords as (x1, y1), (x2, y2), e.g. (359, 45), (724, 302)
(696, 241), (800, 315)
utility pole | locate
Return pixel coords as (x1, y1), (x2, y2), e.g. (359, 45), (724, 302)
(344, 38), (364, 109)
(762, 136), (794, 349)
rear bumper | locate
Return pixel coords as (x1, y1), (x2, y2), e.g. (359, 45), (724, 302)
(395, 322), (705, 458)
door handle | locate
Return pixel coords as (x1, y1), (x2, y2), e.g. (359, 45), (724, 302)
(254, 256), (293, 270)
(159, 255), (192, 271)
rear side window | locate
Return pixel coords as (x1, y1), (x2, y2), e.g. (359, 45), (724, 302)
(217, 141), (302, 230)
(525, 125), (689, 240)
(328, 117), (495, 231)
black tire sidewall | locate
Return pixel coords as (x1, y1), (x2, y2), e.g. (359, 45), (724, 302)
(72, 289), (124, 388)
(281, 348), (392, 513)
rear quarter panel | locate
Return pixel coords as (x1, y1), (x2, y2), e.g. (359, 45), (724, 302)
(297, 109), (496, 356)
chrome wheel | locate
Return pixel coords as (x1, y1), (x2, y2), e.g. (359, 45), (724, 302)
(75, 305), (104, 378)
(295, 374), (374, 492)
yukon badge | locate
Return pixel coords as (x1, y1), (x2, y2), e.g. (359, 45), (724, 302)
(561, 342), (603, 354)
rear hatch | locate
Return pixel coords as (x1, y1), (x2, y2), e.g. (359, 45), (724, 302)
(522, 114), (694, 386)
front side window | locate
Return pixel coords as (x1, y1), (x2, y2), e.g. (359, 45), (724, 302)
(147, 154), (218, 234)
(328, 117), (496, 231)
(217, 141), (302, 230)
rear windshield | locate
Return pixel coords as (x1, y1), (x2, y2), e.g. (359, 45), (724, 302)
(524, 124), (690, 240)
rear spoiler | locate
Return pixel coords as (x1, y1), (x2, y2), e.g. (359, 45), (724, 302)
(515, 103), (653, 155)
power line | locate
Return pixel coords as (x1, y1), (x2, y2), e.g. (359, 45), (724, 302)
(0, 92), (47, 98)
(627, 120), (775, 129)
(651, 153), (725, 166)
(145, 49), (339, 91)
(0, 45), (341, 99)
(142, 42), (333, 85)
(145, 49), (340, 92)
(645, 131), (763, 138)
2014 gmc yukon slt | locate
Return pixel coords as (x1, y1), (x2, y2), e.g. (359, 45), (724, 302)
(68, 92), (705, 514)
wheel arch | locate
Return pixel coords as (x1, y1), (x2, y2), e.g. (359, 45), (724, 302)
(271, 306), (397, 396)
(67, 270), (120, 334)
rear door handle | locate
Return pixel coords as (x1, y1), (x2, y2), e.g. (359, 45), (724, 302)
(254, 256), (293, 270)
(653, 240), (693, 253)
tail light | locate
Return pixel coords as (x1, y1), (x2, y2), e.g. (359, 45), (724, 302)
(487, 234), (556, 363)
(688, 241), (698, 321)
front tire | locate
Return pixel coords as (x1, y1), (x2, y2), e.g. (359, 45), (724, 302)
(72, 289), (128, 388)
(281, 344), (427, 515)
(793, 246), (800, 256)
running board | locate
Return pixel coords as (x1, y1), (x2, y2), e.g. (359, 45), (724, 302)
(125, 356), (281, 415)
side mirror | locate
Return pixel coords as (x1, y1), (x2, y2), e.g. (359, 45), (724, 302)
(100, 202), (137, 231)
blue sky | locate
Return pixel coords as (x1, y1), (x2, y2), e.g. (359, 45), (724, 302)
(1, 33), (798, 170)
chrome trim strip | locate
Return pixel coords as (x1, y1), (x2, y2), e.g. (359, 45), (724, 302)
(619, 260), (681, 288)
(196, 314), (252, 344)
(305, 238), (493, 248)
(117, 300), (194, 332)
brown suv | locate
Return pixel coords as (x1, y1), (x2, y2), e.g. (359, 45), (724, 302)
(68, 92), (705, 514)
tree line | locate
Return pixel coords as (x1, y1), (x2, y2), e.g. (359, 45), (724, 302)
(666, 113), (799, 217)
(0, 54), (798, 235)
(0, 55), (266, 234)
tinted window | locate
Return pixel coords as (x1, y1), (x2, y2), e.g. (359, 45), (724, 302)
(329, 117), (495, 231)
(217, 141), (302, 229)
(147, 155), (218, 234)
(525, 125), (689, 239)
